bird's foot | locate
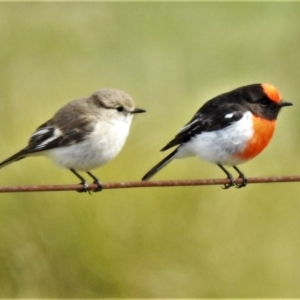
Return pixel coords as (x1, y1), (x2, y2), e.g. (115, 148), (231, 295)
(234, 174), (248, 188)
(77, 181), (91, 194)
(222, 174), (235, 189)
(92, 179), (102, 192)
(85, 171), (102, 192)
(233, 166), (247, 188)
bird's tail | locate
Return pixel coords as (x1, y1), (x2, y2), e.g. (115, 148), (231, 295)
(0, 150), (26, 170)
(142, 149), (177, 181)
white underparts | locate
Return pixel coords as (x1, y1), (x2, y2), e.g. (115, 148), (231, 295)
(175, 111), (253, 166)
(45, 115), (133, 171)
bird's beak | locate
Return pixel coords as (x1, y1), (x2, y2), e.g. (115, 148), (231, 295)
(280, 100), (293, 107)
(131, 108), (146, 114)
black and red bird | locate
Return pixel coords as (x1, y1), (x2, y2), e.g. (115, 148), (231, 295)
(142, 83), (293, 188)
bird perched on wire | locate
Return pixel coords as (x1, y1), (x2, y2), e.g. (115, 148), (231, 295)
(142, 83), (292, 188)
(0, 88), (146, 192)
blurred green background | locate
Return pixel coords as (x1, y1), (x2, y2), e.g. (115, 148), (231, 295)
(0, 2), (300, 297)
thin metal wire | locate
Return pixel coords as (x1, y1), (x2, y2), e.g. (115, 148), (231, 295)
(0, 176), (299, 193)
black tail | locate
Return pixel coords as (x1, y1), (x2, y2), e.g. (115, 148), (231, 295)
(0, 150), (26, 170)
(142, 149), (177, 181)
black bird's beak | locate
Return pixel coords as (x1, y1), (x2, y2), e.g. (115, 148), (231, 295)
(280, 100), (293, 107)
(131, 108), (146, 114)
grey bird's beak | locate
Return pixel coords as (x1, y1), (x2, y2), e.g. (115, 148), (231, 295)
(131, 108), (146, 114)
(280, 100), (293, 107)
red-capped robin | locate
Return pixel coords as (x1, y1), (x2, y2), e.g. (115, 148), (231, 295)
(142, 83), (293, 189)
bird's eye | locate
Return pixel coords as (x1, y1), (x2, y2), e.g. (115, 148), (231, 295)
(259, 98), (269, 106)
(116, 106), (124, 112)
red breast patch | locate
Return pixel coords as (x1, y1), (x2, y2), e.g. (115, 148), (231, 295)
(236, 115), (276, 160)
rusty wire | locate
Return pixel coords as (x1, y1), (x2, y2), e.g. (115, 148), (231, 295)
(0, 175), (299, 193)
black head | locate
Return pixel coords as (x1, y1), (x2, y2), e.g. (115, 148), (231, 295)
(227, 83), (292, 120)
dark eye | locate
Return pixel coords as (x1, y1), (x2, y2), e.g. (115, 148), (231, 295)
(260, 98), (269, 106)
(116, 106), (124, 112)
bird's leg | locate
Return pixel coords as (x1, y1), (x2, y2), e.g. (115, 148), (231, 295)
(70, 168), (90, 194)
(217, 164), (235, 189)
(233, 166), (248, 188)
(86, 171), (102, 192)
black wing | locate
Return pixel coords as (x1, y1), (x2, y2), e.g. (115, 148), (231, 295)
(161, 99), (246, 151)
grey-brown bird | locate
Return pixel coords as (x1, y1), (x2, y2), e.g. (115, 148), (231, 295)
(0, 88), (146, 191)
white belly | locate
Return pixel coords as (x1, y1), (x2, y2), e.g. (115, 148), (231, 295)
(46, 118), (132, 171)
(175, 112), (253, 166)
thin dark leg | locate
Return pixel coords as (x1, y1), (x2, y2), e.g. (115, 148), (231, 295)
(86, 171), (102, 192)
(233, 166), (247, 188)
(70, 168), (89, 193)
(217, 163), (235, 189)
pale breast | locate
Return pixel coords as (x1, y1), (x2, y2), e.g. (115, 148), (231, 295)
(46, 116), (133, 171)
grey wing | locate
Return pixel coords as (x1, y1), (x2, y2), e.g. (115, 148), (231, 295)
(0, 103), (98, 169)
(0, 116), (98, 169)
(25, 115), (98, 154)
